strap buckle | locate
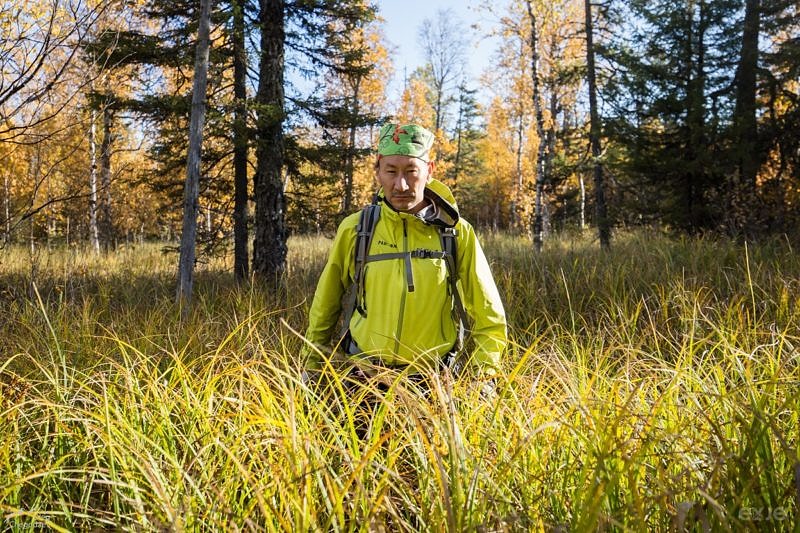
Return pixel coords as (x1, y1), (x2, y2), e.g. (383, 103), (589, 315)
(410, 248), (446, 259)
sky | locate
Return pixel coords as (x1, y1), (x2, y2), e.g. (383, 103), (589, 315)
(374, 0), (500, 102)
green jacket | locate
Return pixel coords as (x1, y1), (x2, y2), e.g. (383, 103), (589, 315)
(304, 179), (507, 373)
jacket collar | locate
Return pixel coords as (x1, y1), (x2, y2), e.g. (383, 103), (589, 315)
(376, 179), (459, 228)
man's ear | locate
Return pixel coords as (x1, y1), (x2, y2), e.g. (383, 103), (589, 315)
(426, 160), (436, 181)
(373, 156), (381, 185)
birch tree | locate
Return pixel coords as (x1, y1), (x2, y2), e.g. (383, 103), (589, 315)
(525, 0), (548, 252)
(418, 9), (468, 133)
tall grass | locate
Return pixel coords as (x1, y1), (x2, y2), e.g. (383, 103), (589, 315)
(1, 232), (798, 531)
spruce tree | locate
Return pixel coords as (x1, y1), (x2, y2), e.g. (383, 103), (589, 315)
(603, 0), (740, 232)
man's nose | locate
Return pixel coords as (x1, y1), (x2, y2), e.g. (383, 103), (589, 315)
(394, 174), (410, 191)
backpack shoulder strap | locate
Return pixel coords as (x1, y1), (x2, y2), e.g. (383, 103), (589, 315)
(340, 203), (381, 340)
(439, 226), (470, 350)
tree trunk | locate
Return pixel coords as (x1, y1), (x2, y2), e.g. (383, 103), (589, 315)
(734, 0), (761, 227)
(453, 86), (465, 185)
(526, 0), (547, 253)
(3, 174), (10, 243)
(252, 0), (287, 285)
(563, 107), (586, 230)
(584, 0), (610, 249)
(685, 1), (708, 232)
(579, 173), (586, 230)
(99, 104), (114, 251)
(232, 0), (249, 282)
(46, 167), (52, 249)
(343, 76), (361, 215)
(544, 74), (557, 237)
(434, 83), (443, 132)
(420, 10), (467, 134)
(89, 107), (100, 253)
(512, 110), (524, 231)
(29, 147), (41, 253)
(176, 0), (212, 309)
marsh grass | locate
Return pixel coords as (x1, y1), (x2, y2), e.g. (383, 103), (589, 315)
(1, 232), (799, 531)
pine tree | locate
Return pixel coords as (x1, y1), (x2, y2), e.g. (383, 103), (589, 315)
(231, 0), (249, 281)
(449, 80), (483, 188)
(252, 0), (287, 283)
(735, 0), (800, 232)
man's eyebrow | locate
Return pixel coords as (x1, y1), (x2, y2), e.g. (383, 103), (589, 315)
(382, 162), (421, 170)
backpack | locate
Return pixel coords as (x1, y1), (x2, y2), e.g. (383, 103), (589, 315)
(339, 201), (470, 353)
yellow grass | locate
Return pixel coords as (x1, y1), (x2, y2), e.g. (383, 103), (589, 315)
(1, 231), (798, 530)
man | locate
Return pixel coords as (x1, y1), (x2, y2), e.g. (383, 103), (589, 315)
(303, 122), (506, 381)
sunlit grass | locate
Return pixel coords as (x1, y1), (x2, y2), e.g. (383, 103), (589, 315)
(1, 231), (798, 530)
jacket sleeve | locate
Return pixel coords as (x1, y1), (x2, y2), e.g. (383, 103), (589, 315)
(302, 219), (357, 369)
(456, 221), (507, 374)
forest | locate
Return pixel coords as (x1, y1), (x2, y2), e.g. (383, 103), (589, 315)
(2, 0), (798, 266)
(1, 0), (799, 530)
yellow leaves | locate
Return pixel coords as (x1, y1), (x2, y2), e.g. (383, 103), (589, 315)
(357, 27), (394, 113)
(395, 77), (434, 128)
(433, 131), (455, 184)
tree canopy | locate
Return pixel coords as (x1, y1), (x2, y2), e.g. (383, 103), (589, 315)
(2, 0), (799, 263)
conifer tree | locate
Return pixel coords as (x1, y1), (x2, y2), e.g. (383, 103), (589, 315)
(602, 0), (739, 232)
(176, 0), (212, 308)
(584, 0), (609, 248)
(449, 81), (483, 187)
(252, 0), (287, 283)
(231, 0), (249, 281)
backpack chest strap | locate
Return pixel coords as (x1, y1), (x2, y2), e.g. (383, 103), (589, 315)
(366, 248), (450, 292)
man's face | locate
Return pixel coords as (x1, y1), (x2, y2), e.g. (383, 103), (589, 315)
(375, 154), (433, 213)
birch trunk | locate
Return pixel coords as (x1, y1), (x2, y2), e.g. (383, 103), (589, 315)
(99, 105), (114, 251)
(512, 111), (524, 231)
(3, 174), (10, 243)
(526, 0), (547, 253)
(89, 107), (100, 252)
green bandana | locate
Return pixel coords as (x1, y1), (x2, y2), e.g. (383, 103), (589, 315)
(376, 123), (435, 159)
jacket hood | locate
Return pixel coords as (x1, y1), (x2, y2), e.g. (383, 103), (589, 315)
(378, 178), (460, 228)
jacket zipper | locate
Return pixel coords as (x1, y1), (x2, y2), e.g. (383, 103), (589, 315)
(395, 218), (408, 354)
